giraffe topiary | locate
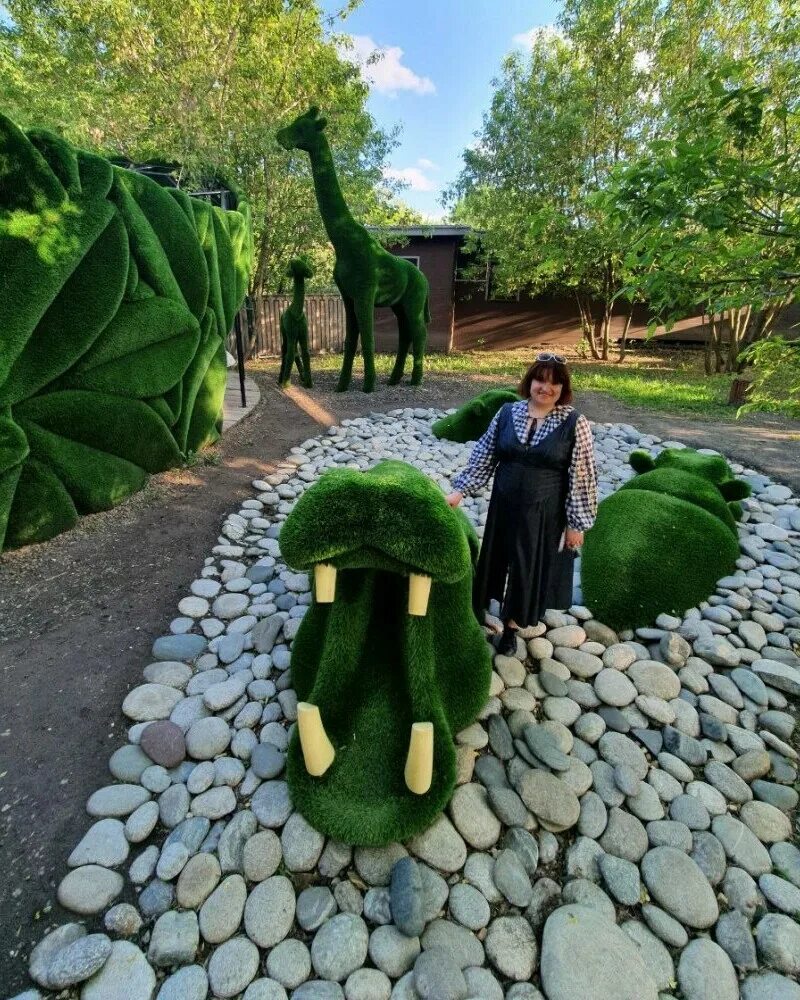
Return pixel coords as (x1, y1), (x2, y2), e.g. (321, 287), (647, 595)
(278, 257), (313, 388)
(277, 107), (430, 393)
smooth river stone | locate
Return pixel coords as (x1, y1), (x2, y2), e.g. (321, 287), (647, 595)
(640, 847), (719, 929)
(518, 770), (580, 832)
(122, 684), (183, 722)
(540, 904), (658, 1000)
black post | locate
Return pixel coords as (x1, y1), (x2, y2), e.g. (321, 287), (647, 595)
(234, 309), (247, 408)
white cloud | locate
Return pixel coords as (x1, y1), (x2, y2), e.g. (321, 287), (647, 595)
(417, 157), (440, 171)
(382, 166), (437, 192)
(513, 24), (565, 49)
(633, 50), (653, 73)
(345, 34), (435, 96)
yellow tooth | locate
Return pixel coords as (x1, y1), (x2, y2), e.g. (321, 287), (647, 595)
(408, 573), (432, 616)
(296, 702), (335, 776)
(314, 563), (337, 603)
(404, 722), (433, 794)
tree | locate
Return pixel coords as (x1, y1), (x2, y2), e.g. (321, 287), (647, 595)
(446, 4), (660, 360)
(609, 3), (800, 371)
(0, 0), (406, 295)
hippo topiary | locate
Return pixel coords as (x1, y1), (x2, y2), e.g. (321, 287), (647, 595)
(278, 459), (492, 845)
(581, 447), (752, 631)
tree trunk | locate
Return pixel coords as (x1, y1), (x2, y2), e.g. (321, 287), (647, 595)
(576, 294), (601, 359)
(617, 309), (633, 363)
(704, 313), (715, 376)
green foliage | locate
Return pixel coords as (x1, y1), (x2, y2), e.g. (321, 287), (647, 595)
(581, 447), (748, 630)
(0, 0), (411, 295)
(0, 114), (252, 550)
(738, 336), (800, 419)
(280, 460), (492, 845)
(446, 4), (659, 360)
(432, 388), (520, 443)
(448, 0), (800, 370)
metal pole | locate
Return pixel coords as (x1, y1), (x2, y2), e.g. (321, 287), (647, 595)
(234, 309), (247, 408)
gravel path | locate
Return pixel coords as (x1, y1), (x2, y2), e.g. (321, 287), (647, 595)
(2, 388), (799, 1000)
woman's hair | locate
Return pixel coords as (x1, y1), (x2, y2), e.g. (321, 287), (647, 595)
(519, 359), (573, 405)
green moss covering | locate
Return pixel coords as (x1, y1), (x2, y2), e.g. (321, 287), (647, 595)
(280, 460), (492, 845)
(581, 447), (750, 631)
(0, 112), (253, 551)
(278, 258), (313, 388)
(432, 388), (520, 442)
(277, 107), (430, 393)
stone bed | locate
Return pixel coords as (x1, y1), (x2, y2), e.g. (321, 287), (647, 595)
(8, 408), (800, 1000)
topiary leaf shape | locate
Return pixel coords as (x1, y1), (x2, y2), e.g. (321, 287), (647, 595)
(0, 115), (252, 551)
(55, 297), (201, 399)
(14, 391), (181, 474)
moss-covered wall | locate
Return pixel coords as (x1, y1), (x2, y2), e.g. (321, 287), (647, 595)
(0, 114), (253, 551)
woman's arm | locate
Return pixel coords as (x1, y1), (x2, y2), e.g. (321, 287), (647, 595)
(451, 408), (503, 497)
(566, 414), (598, 531)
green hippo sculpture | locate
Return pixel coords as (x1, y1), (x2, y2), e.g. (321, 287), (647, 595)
(581, 447), (752, 631)
(278, 460), (492, 845)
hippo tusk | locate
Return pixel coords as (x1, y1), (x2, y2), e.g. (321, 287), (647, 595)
(297, 702), (335, 776)
(408, 573), (432, 616)
(404, 722), (434, 794)
(314, 563), (337, 603)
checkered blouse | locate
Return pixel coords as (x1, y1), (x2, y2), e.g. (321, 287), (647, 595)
(452, 400), (598, 531)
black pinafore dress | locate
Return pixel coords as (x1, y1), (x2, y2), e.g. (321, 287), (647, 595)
(473, 403), (580, 627)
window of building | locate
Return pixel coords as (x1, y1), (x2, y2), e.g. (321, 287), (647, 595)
(398, 255), (420, 268)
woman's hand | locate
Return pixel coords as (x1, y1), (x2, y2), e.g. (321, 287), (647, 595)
(565, 527), (584, 550)
(446, 491), (464, 508)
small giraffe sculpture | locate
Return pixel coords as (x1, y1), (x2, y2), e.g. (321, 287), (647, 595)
(277, 107), (430, 393)
(278, 257), (313, 388)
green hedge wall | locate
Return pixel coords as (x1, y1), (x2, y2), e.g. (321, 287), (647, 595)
(0, 114), (253, 551)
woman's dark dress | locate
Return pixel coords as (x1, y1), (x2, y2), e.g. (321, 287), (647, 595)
(474, 403), (580, 627)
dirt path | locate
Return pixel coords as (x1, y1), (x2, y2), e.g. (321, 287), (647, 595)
(0, 370), (798, 993)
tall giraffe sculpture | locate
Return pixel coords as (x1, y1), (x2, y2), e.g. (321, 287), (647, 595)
(277, 107), (430, 393)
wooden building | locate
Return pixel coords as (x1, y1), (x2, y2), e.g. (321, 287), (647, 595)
(372, 225), (706, 353)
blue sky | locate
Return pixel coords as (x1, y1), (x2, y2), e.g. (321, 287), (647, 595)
(322, 0), (562, 220)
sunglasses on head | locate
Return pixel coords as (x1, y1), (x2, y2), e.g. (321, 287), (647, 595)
(536, 352), (566, 364)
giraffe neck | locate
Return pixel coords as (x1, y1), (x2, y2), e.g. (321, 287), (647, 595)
(290, 275), (305, 313)
(308, 134), (358, 248)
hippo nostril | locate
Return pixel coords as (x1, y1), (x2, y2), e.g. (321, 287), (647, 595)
(314, 563), (337, 603)
(297, 703), (335, 777)
(408, 573), (432, 616)
(404, 722), (434, 794)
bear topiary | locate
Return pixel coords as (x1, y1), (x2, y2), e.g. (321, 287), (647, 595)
(580, 447), (751, 631)
(278, 460), (492, 845)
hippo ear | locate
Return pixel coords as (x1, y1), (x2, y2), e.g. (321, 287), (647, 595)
(719, 479), (751, 501)
(315, 116), (328, 131)
(629, 450), (655, 474)
(308, 105), (320, 118)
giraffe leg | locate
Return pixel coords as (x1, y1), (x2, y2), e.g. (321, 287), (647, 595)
(388, 302), (411, 385)
(278, 325), (294, 386)
(354, 295), (377, 393)
(336, 295), (359, 393)
(298, 331), (313, 388)
(405, 275), (429, 386)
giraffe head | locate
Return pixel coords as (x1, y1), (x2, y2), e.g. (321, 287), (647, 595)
(277, 106), (328, 152)
(288, 256), (314, 281)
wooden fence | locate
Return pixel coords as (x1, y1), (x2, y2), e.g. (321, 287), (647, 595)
(247, 294), (346, 357)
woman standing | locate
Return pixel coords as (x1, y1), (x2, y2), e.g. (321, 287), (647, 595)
(446, 354), (597, 655)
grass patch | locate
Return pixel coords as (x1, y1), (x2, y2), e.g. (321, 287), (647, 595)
(250, 346), (741, 420)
